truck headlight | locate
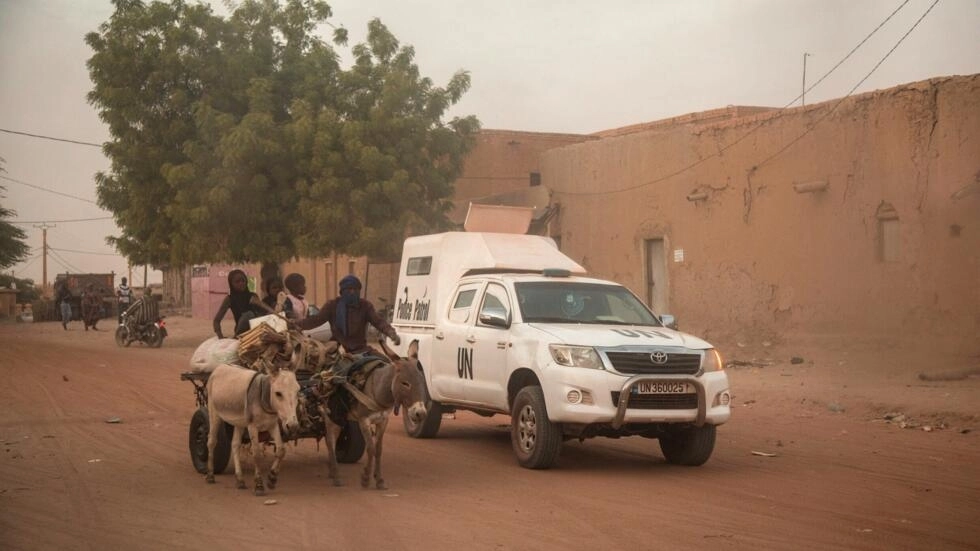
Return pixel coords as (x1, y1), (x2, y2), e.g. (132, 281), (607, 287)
(701, 348), (724, 372)
(549, 345), (603, 369)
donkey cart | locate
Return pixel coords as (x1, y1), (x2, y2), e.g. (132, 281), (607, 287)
(180, 370), (366, 475)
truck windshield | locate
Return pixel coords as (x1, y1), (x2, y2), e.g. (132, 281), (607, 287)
(514, 281), (662, 326)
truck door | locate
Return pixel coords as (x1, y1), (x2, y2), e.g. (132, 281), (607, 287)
(465, 282), (512, 409)
(430, 281), (483, 403)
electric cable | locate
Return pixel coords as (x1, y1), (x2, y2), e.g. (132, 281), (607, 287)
(553, 0), (924, 197)
(0, 175), (98, 205)
(755, 0), (940, 169)
(0, 128), (102, 148)
(12, 255), (40, 276)
(50, 246), (120, 257)
(9, 216), (113, 224)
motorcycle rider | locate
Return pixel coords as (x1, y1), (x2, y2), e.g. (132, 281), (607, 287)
(123, 287), (156, 328)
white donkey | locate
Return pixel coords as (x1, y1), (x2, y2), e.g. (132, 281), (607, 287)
(205, 362), (300, 496)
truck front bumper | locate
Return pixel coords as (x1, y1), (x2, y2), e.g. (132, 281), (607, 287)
(540, 367), (731, 427)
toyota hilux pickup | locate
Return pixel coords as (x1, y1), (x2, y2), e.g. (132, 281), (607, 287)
(389, 232), (731, 469)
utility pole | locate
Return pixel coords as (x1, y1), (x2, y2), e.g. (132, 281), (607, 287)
(33, 223), (54, 294)
(802, 52), (812, 107)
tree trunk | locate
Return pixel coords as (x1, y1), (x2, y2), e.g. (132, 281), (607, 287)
(160, 265), (192, 311)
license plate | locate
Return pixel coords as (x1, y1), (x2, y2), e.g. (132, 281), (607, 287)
(633, 381), (694, 394)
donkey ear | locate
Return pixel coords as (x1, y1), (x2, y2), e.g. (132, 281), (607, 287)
(407, 340), (419, 360)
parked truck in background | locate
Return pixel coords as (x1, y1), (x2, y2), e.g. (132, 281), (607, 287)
(53, 273), (115, 321)
(388, 232), (731, 469)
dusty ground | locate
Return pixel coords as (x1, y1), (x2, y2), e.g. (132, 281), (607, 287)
(0, 315), (977, 551)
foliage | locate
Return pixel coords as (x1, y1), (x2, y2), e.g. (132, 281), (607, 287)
(0, 183), (31, 271)
(0, 273), (40, 304)
(86, 0), (479, 268)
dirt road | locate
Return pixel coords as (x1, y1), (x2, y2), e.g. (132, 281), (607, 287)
(1, 317), (977, 550)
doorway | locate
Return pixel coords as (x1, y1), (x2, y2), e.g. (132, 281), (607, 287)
(644, 239), (668, 314)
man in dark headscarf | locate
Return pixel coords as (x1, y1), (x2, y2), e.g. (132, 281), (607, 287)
(298, 275), (400, 355)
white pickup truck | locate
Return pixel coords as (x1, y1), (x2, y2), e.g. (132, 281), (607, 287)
(390, 232), (731, 469)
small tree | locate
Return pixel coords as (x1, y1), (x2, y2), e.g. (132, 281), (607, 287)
(0, 179), (31, 271)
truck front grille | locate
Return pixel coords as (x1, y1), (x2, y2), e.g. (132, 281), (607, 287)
(611, 391), (699, 410)
(605, 351), (701, 374)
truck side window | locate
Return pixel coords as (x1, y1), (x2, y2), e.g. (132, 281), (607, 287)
(449, 284), (481, 324)
(478, 283), (510, 327)
(406, 256), (432, 276)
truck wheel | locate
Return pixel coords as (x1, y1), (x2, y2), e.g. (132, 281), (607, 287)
(114, 326), (131, 347)
(511, 386), (562, 469)
(403, 383), (443, 438)
(335, 420), (366, 464)
(189, 408), (231, 474)
(659, 424), (716, 466)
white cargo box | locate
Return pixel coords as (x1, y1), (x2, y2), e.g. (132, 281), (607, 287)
(393, 232), (585, 327)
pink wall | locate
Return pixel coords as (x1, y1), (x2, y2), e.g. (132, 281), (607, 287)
(544, 75), (980, 348)
(190, 264), (260, 323)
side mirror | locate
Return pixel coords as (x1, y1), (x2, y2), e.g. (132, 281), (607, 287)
(479, 309), (510, 328)
(660, 314), (677, 330)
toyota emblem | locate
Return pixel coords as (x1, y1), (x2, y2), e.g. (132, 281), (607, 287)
(650, 351), (668, 364)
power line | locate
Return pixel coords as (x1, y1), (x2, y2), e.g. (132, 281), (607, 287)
(13, 255), (40, 276)
(0, 174), (99, 205)
(755, 0), (940, 169)
(0, 128), (102, 148)
(553, 0), (917, 197)
(48, 249), (82, 274)
(10, 216), (114, 224)
(792, 0), (911, 108)
(50, 246), (120, 257)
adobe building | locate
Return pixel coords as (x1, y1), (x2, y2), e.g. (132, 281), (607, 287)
(185, 129), (593, 317)
(184, 74), (978, 354)
(543, 75), (979, 348)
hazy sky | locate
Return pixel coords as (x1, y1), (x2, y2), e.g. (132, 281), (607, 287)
(1, 0), (978, 288)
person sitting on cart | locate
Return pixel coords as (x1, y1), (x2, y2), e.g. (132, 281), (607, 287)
(283, 273), (309, 322)
(212, 269), (275, 339)
(296, 275), (400, 356)
(260, 276), (288, 314)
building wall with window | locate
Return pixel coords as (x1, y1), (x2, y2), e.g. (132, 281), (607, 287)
(449, 129), (596, 223)
(543, 75), (980, 345)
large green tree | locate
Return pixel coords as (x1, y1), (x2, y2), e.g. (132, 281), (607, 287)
(86, 0), (478, 270)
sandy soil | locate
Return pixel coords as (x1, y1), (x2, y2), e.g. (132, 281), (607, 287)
(0, 316), (977, 551)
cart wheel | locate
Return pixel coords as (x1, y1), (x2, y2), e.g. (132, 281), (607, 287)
(335, 420), (366, 464)
(189, 408), (231, 474)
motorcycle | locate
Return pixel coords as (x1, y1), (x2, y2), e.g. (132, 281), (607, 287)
(115, 309), (167, 348)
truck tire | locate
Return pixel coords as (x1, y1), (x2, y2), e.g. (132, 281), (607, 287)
(510, 386), (562, 469)
(659, 424), (716, 466)
(403, 384), (443, 438)
(335, 420), (366, 464)
(189, 408), (231, 475)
